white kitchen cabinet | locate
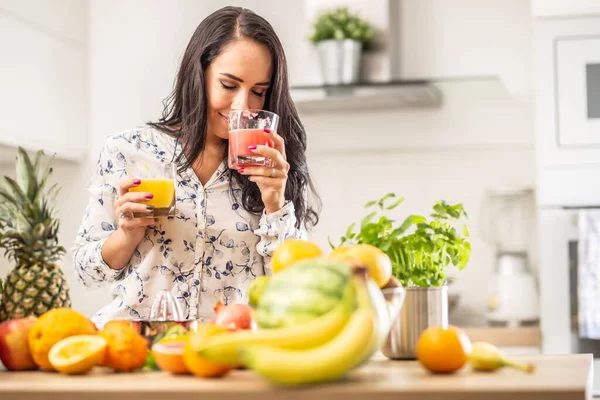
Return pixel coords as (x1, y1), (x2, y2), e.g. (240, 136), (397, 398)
(534, 17), (600, 207)
(0, 2), (87, 163)
(534, 18), (600, 166)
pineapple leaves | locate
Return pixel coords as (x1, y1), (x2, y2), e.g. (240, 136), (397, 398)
(15, 148), (37, 200)
(0, 147), (64, 266)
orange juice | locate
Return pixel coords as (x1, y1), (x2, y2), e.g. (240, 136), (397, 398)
(129, 179), (175, 216)
(228, 129), (275, 169)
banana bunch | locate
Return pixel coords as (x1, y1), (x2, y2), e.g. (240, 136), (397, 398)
(196, 274), (382, 386)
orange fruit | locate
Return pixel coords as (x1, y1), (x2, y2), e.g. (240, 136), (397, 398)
(329, 244), (392, 288)
(183, 323), (232, 378)
(416, 325), (472, 373)
(48, 334), (107, 375)
(28, 308), (98, 371)
(152, 335), (189, 375)
(100, 320), (148, 372)
(271, 239), (323, 274)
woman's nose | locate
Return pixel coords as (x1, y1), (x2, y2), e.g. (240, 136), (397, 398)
(231, 92), (250, 111)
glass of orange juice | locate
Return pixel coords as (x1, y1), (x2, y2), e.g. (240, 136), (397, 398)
(228, 109), (279, 170)
(126, 159), (176, 218)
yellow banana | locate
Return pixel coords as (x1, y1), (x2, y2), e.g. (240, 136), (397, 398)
(238, 275), (377, 386)
(197, 281), (356, 367)
(468, 342), (536, 373)
(349, 277), (391, 369)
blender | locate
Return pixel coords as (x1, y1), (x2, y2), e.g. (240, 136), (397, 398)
(479, 186), (540, 326)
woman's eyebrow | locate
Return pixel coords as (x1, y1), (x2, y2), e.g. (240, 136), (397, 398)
(220, 72), (270, 86)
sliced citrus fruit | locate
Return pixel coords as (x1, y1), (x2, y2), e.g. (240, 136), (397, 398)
(48, 334), (107, 375)
(152, 337), (189, 374)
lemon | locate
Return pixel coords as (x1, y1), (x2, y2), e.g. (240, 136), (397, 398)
(48, 334), (107, 375)
(329, 244), (392, 288)
(271, 239), (323, 274)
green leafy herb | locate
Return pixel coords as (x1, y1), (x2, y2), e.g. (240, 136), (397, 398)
(308, 6), (375, 45)
(332, 193), (471, 287)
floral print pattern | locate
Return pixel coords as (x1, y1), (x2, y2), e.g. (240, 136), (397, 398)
(73, 127), (304, 328)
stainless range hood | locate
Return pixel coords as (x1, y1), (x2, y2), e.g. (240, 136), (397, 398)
(290, 79), (443, 114)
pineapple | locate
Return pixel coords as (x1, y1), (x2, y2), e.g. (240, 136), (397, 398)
(0, 147), (70, 321)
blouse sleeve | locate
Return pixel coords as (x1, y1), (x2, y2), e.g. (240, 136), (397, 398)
(72, 140), (125, 288)
(253, 200), (307, 276)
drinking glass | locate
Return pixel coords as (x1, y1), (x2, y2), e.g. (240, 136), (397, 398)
(126, 159), (176, 217)
(228, 109), (279, 170)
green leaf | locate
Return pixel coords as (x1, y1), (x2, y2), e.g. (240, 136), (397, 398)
(4, 177), (28, 207)
(335, 193), (471, 288)
(360, 212), (377, 229)
(345, 222), (356, 238)
(327, 236), (336, 249)
(364, 200), (377, 208)
(15, 147), (36, 200)
(386, 196), (405, 210)
(377, 192), (395, 208)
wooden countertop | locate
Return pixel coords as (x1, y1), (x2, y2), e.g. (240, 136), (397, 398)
(0, 353), (593, 400)
(461, 326), (542, 347)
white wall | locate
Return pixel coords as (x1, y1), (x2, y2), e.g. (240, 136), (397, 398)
(0, 0), (88, 161)
(0, 0), (536, 324)
(305, 79), (535, 325)
(531, 0), (600, 18)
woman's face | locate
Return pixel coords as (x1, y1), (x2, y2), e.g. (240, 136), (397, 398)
(205, 38), (273, 142)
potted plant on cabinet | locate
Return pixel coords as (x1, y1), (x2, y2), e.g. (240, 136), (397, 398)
(308, 6), (375, 85)
(331, 193), (471, 359)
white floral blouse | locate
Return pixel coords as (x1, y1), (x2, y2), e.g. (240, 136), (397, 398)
(73, 127), (304, 328)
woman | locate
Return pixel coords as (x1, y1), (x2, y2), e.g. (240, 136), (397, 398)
(73, 6), (321, 328)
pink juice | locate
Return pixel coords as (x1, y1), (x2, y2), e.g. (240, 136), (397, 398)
(228, 128), (275, 169)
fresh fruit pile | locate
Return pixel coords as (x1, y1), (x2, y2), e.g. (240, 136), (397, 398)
(184, 240), (399, 385)
(0, 308), (150, 375)
(0, 238), (536, 387)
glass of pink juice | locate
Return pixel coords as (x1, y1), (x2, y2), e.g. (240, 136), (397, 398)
(228, 109), (279, 170)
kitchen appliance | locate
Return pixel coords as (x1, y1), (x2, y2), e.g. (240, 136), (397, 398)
(479, 186), (540, 326)
(534, 11), (600, 395)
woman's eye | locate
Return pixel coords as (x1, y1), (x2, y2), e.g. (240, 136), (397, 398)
(252, 90), (266, 97)
(220, 82), (236, 90)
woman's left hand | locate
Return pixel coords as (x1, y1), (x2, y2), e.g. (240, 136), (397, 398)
(238, 128), (289, 214)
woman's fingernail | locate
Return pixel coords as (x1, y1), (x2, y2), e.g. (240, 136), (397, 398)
(146, 205), (154, 210)
(133, 179), (141, 185)
(264, 128), (271, 133)
(248, 145), (257, 150)
(238, 168), (244, 173)
(145, 193), (154, 199)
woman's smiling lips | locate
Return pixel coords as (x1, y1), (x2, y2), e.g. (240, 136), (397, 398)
(218, 112), (229, 122)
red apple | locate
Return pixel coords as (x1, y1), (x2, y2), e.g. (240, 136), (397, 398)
(0, 317), (38, 371)
(212, 303), (253, 331)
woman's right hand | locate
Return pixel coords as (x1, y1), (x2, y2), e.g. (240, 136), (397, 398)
(114, 178), (156, 244)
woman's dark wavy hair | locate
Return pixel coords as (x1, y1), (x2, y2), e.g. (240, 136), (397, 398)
(149, 6), (320, 229)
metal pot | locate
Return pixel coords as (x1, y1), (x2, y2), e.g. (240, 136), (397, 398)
(316, 39), (362, 85)
(381, 286), (449, 359)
